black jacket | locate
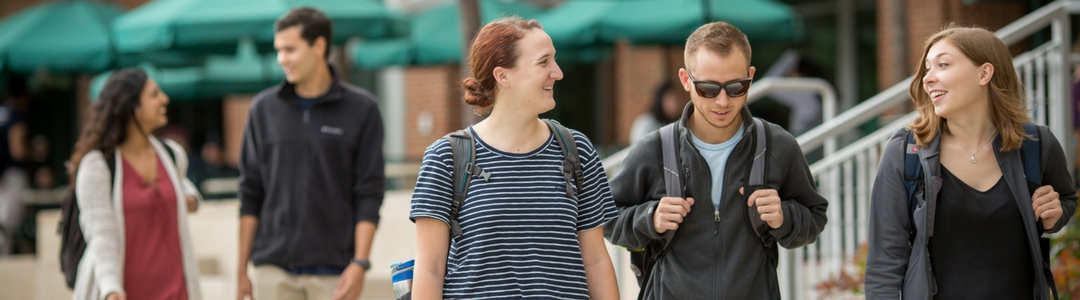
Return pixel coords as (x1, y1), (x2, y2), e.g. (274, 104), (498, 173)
(239, 66), (385, 269)
(605, 104), (829, 299)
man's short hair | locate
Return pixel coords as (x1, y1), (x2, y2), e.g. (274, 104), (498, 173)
(684, 21), (752, 71)
(274, 7), (333, 59)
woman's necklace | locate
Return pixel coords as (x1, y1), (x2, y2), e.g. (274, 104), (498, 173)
(958, 129), (997, 164)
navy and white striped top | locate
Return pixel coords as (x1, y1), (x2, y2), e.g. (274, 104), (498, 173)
(410, 126), (617, 299)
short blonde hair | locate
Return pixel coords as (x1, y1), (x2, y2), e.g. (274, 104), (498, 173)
(684, 21), (751, 71)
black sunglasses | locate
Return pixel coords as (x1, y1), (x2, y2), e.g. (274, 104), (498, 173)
(685, 69), (752, 98)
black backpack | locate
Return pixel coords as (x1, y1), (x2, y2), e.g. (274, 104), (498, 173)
(902, 123), (1057, 299)
(628, 118), (772, 299)
(59, 145), (176, 289)
(443, 119), (584, 238)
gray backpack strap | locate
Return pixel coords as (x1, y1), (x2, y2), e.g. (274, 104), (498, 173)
(658, 123), (682, 247)
(543, 119), (584, 198)
(659, 123), (683, 198)
(746, 118), (773, 246)
(445, 129), (489, 238)
(749, 118), (767, 187)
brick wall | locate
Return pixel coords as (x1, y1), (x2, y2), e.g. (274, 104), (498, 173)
(611, 41), (673, 146)
(222, 95), (253, 167)
(403, 65), (462, 161)
(877, 0), (1028, 90)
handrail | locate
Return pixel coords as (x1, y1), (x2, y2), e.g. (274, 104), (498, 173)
(807, 112), (915, 175)
(995, 0), (1066, 45)
(795, 78), (911, 153)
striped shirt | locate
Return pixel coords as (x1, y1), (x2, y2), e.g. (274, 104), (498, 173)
(410, 126), (617, 299)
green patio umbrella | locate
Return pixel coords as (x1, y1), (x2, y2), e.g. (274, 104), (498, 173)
(597, 0), (802, 44)
(90, 64), (203, 101)
(90, 39), (284, 102)
(113, 0), (408, 54)
(0, 1), (123, 73)
(411, 0), (541, 65)
(351, 0), (543, 68)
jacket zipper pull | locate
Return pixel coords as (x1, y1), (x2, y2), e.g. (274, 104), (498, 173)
(303, 110), (310, 123)
(714, 210), (720, 236)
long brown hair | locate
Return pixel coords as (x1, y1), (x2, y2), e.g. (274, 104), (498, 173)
(908, 24), (1030, 151)
(67, 68), (149, 180)
(461, 16), (542, 115)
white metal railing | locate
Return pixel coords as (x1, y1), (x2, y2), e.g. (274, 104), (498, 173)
(779, 1), (1076, 299)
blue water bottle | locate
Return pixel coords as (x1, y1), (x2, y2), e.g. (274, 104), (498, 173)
(390, 259), (414, 300)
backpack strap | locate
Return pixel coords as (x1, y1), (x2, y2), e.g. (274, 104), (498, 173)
(444, 129), (489, 239)
(543, 119), (584, 198)
(902, 131), (923, 243)
(105, 150), (117, 186)
(1020, 123), (1041, 188)
(1021, 123), (1058, 300)
(660, 123), (684, 199)
(629, 122), (684, 298)
(746, 118), (772, 246)
(748, 118), (768, 188)
(160, 139), (178, 166)
(657, 123), (683, 249)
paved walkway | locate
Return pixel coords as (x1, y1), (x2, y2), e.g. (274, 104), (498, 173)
(0, 190), (640, 299)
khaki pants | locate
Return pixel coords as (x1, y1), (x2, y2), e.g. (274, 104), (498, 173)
(255, 265), (341, 300)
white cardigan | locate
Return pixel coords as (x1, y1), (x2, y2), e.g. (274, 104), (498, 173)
(72, 137), (203, 300)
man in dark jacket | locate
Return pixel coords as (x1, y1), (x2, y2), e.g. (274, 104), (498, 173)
(237, 7), (385, 300)
(604, 21), (828, 299)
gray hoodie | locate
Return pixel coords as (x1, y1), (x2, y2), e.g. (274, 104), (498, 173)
(865, 126), (1077, 299)
(604, 104), (829, 299)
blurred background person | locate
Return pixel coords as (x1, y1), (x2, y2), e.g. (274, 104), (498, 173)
(629, 82), (687, 144)
(68, 68), (203, 300)
(0, 77), (29, 256)
(30, 135), (56, 190)
(763, 50), (830, 136)
(187, 131), (237, 200)
(237, 7), (385, 300)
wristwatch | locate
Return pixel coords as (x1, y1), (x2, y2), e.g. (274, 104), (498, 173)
(350, 258), (371, 271)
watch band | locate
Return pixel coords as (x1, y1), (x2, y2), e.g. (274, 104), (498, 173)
(350, 258), (371, 271)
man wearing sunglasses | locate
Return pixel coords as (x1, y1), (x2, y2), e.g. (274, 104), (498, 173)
(604, 21), (829, 299)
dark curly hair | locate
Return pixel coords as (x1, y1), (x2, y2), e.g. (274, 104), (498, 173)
(67, 68), (149, 179)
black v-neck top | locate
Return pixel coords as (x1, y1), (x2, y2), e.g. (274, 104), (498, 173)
(929, 166), (1034, 299)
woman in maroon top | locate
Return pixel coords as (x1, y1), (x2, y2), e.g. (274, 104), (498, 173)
(69, 68), (203, 300)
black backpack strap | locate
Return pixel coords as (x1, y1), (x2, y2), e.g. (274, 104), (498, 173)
(543, 119), (584, 198)
(444, 130), (488, 239)
(105, 150), (117, 185)
(160, 139), (178, 166)
(1020, 123), (1041, 188)
(903, 130), (923, 244)
(745, 118), (772, 246)
(1021, 123), (1057, 300)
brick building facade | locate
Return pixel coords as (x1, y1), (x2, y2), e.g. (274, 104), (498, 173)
(876, 0), (1028, 90)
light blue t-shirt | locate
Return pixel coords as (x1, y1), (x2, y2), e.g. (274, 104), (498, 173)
(690, 125), (745, 210)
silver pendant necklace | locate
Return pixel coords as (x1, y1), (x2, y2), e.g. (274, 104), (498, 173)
(959, 129), (997, 164)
